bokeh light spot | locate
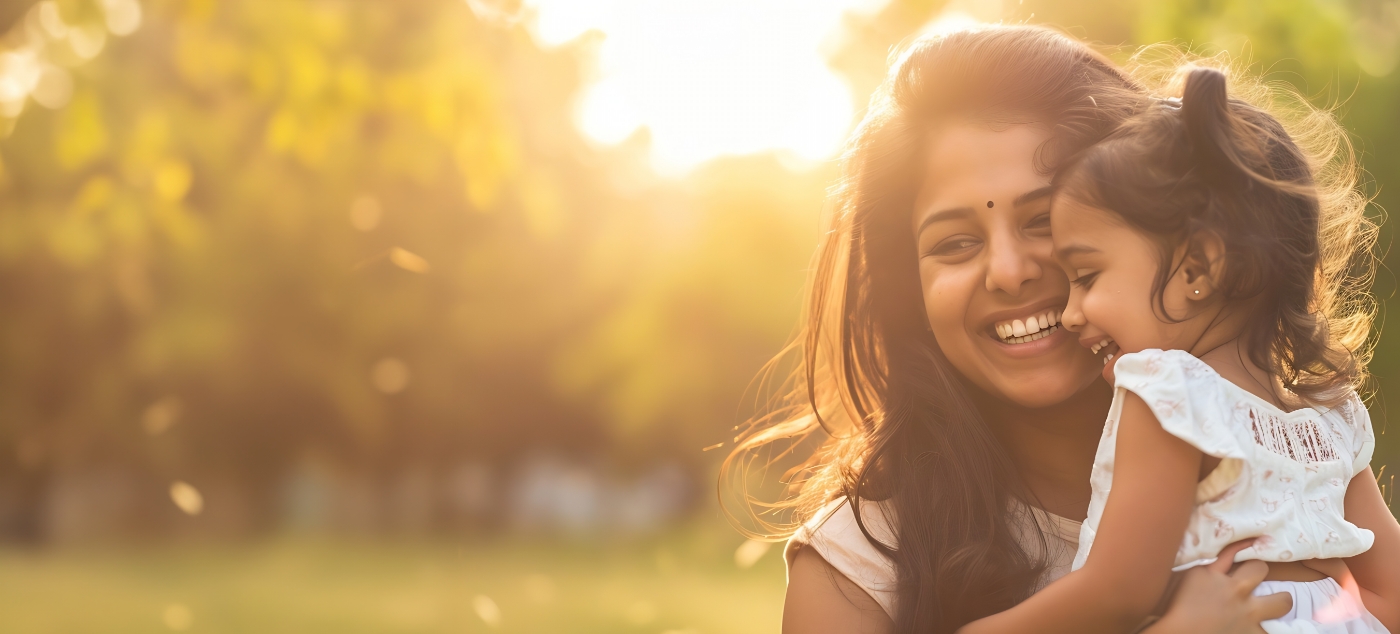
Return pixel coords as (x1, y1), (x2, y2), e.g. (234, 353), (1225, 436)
(472, 594), (502, 627)
(464, 0), (526, 26)
(169, 481), (204, 516)
(350, 195), (382, 232)
(372, 358), (411, 394)
(31, 65), (72, 109)
(162, 603), (193, 631)
(142, 396), (183, 436)
(154, 161), (193, 202)
(389, 247), (430, 274)
(102, 0), (143, 36)
(68, 24), (107, 60)
(733, 538), (771, 569)
(37, 2), (68, 39)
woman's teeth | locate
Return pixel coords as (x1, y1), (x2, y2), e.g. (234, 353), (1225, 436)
(994, 310), (1061, 345)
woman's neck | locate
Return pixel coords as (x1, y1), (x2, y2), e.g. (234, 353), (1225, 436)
(971, 380), (1112, 521)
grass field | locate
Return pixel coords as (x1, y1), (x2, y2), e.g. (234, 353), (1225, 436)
(0, 523), (787, 634)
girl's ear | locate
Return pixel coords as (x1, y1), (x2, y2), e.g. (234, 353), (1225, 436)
(1179, 230), (1226, 301)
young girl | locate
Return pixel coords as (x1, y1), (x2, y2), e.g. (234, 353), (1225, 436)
(959, 67), (1400, 634)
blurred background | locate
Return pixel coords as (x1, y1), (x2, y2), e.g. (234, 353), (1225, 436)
(0, 0), (1395, 632)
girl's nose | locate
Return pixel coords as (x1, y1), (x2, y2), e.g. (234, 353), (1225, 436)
(1059, 299), (1086, 332)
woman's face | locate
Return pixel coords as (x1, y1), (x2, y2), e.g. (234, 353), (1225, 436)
(912, 123), (1103, 408)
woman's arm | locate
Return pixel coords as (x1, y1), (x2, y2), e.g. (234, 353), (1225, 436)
(783, 546), (894, 634)
(1339, 467), (1400, 630)
(958, 392), (1202, 634)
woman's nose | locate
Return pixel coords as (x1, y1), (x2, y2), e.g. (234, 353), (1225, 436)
(983, 233), (1043, 295)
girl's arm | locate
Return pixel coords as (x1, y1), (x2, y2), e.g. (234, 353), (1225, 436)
(1338, 467), (1400, 631)
(783, 546), (893, 634)
(958, 392), (1202, 634)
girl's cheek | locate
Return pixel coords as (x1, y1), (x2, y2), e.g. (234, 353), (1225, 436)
(1079, 289), (1106, 329)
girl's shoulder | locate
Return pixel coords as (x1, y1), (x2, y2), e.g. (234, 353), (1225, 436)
(1111, 348), (1250, 459)
(1112, 348), (1374, 474)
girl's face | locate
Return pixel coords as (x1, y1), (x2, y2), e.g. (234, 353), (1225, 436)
(913, 123), (1105, 408)
(1051, 195), (1213, 357)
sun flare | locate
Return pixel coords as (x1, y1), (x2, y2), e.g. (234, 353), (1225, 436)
(524, 0), (889, 173)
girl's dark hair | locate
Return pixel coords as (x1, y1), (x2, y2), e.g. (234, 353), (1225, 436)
(721, 25), (1152, 632)
(1054, 66), (1377, 404)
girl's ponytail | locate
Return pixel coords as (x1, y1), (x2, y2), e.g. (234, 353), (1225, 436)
(1181, 67), (1243, 186)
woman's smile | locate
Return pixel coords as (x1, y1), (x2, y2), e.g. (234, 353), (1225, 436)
(991, 307), (1063, 344)
(979, 300), (1073, 358)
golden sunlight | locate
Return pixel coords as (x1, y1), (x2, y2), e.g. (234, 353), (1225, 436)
(524, 0), (888, 173)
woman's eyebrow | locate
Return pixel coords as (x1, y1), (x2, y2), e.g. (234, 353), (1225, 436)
(1014, 186), (1054, 207)
(915, 206), (973, 235)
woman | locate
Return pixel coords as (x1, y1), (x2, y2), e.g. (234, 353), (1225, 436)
(721, 26), (1297, 633)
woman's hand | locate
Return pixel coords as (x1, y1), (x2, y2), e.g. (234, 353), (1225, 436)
(1144, 540), (1293, 634)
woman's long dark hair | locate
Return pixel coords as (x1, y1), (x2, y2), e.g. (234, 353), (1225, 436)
(1053, 67), (1377, 404)
(721, 26), (1150, 632)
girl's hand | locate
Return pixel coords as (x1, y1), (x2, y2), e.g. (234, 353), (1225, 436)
(1144, 540), (1293, 634)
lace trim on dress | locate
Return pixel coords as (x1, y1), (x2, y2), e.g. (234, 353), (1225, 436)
(1248, 409), (1340, 465)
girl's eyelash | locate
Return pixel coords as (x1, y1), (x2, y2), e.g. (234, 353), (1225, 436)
(1071, 272), (1098, 288)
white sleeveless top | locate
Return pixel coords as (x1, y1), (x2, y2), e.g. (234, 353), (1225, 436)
(1072, 349), (1376, 572)
(784, 497), (1083, 618)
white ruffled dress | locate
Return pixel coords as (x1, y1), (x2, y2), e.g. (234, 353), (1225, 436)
(1073, 349), (1386, 634)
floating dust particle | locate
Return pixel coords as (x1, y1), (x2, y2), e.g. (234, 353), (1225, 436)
(389, 247), (430, 273)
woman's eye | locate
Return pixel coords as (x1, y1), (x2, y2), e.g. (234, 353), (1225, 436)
(925, 237), (981, 257)
(1025, 214), (1051, 235)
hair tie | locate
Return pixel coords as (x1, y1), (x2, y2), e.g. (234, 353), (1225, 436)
(1152, 95), (1182, 110)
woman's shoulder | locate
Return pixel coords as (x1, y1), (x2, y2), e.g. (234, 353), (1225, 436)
(785, 498), (898, 618)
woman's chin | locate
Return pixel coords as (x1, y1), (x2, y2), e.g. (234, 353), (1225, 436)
(996, 372), (1101, 409)
(968, 337), (1104, 408)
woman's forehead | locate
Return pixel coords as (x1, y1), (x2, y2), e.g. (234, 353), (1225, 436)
(913, 123), (1053, 226)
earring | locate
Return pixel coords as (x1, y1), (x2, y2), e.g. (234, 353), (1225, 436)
(1193, 289), (1201, 295)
